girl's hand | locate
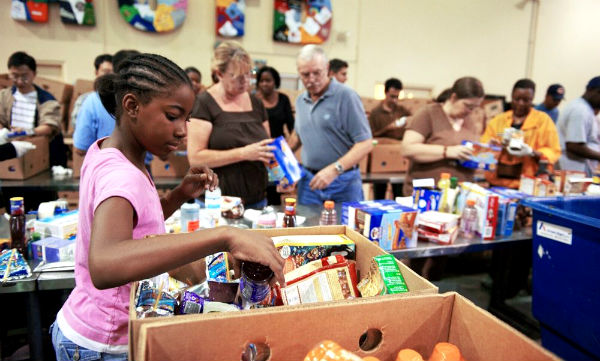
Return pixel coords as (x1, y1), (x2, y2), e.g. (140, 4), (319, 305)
(447, 145), (473, 161)
(225, 227), (286, 285)
(179, 166), (219, 199)
(241, 139), (275, 163)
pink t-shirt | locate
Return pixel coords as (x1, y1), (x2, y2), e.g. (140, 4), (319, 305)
(57, 138), (165, 353)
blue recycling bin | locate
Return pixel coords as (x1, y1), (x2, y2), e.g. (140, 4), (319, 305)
(522, 196), (600, 360)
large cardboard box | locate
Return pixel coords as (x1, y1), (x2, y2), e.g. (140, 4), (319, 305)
(0, 136), (49, 179)
(67, 79), (95, 135)
(150, 153), (189, 178)
(128, 226), (438, 360)
(72, 151), (85, 178)
(133, 292), (557, 361)
(370, 138), (409, 173)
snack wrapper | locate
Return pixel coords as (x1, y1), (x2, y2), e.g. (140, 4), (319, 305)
(178, 290), (205, 314)
(206, 252), (232, 282)
(0, 249), (31, 281)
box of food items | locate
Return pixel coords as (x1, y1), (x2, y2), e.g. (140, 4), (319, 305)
(128, 226), (438, 359)
(133, 291), (558, 361)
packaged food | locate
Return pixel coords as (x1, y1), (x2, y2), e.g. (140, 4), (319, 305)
(30, 237), (75, 263)
(358, 254), (408, 296)
(239, 261), (273, 307)
(266, 136), (302, 186)
(272, 234), (355, 274)
(417, 225), (459, 245)
(207, 280), (239, 303)
(135, 280), (176, 318)
(355, 204), (418, 250)
(0, 248), (31, 281)
(281, 255), (359, 305)
(416, 211), (459, 234)
(206, 252), (233, 282)
(178, 290), (205, 314)
(412, 188), (442, 213)
(221, 196), (244, 219)
(459, 140), (501, 171)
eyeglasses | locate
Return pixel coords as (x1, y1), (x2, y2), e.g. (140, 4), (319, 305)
(299, 69), (325, 80)
(225, 72), (252, 83)
(8, 72), (32, 82)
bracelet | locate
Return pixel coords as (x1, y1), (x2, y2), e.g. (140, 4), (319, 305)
(443, 146), (447, 159)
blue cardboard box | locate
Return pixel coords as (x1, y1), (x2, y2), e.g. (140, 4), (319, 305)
(342, 200), (397, 229)
(266, 136), (302, 186)
(31, 237), (75, 263)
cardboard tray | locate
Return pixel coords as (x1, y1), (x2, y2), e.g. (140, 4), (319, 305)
(128, 226), (438, 360)
(134, 292), (558, 361)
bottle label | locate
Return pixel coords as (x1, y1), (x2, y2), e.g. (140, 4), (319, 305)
(240, 275), (270, 304)
(285, 205), (294, 213)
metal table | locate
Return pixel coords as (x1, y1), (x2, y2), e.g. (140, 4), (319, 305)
(389, 229), (532, 259)
(0, 170), (183, 191)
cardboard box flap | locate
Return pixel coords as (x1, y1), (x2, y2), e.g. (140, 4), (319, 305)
(137, 294), (453, 361)
(135, 292), (558, 361)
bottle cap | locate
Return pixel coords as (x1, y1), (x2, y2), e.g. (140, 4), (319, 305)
(440, 172), (451, 179)
(466, 199), (476, 206)
(285, 198), (296, 205)
(324, 200), (335, 209)
(450, 177), (458, 188)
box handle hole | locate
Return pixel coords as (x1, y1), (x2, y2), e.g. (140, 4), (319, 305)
(241, 342), (271, 361)
(359, 328), (383, 351)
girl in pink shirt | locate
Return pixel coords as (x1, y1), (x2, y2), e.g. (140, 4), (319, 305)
(52, 54), (284, 361)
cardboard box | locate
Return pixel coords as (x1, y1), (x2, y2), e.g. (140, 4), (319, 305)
(150, 152), (189, 178)
(67, 79), (95, 135)
(31, 237), (75, 262)
(0, 136), (49, 179)
(132, 292), (557, 361)
(34, 210), (78, 239)
(128, 226), (438, 360)
(72, 151), (84, 178)
(370, 139), (409, 173)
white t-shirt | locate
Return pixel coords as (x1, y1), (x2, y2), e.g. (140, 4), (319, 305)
(11, 89), (37, 131)
(557, 97), (600, 176)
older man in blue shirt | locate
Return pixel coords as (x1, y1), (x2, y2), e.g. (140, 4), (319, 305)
(289, 45), (373, 205)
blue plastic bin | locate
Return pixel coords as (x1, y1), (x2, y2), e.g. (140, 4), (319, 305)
(522, 196), (600, 360)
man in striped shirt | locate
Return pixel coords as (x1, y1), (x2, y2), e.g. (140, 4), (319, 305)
(0, 51), (61, 139)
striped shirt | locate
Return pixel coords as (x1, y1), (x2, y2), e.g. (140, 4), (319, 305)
(11, 90), (37, 130)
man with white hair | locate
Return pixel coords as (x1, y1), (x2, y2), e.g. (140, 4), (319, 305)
(289, 45), (373, 205)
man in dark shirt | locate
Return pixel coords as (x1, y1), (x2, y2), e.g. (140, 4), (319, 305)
(368, 78), (411, 139)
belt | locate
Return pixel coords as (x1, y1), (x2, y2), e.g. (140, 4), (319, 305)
(303, 165), (358, 174)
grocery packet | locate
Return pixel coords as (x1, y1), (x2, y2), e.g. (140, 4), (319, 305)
(266, 136), (302, 186)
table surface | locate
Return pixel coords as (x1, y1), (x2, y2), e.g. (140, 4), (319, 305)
(22, 203), (532, 291)
(0, 170), (181, 191)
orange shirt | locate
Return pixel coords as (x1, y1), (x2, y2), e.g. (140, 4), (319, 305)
(480, 109), (561, 189)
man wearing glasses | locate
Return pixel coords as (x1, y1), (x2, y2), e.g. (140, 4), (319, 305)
(289, 45), (373, 205)
(0, 51), (61, 140)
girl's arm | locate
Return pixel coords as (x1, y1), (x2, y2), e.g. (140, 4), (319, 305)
(187, 118), (274, 168)
(401, 130), (473, 162)
(88, 196), (285, 289)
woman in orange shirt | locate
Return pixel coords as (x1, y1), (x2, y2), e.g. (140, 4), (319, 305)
(481, 79), (561, 189)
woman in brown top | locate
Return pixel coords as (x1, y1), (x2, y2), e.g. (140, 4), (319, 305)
(401, 77), (484, 196)
(187, 41), (273, 209)
(401, 77), (484, 281)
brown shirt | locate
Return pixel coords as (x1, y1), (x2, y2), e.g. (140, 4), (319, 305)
(192, 92), (269, 205)
(368, 102), (411, 139)
(403, 103), (479, 195)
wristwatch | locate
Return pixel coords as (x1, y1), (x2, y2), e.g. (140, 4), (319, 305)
(334, 161), (344, 175)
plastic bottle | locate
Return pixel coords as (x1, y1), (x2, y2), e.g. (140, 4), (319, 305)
(254, 206), (277, 229)
(239, 261), (273, 306)
(180, 201), (200, 232)
(460, 199), (478, 239)
(438, 172), (451, 212)
(204, 187), (222, 228)
(9, 197), (27, 258)
(319, 200), (337, 225)
(282, 198), (296, 228)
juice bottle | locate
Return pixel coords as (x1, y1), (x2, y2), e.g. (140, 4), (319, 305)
(239, 261), (273, 306)
(319, 200), (337, 225)
(438, 172), (451, 212)
(460, 199), (478, 239)
(282, 198), (296, 228)
(9, 197), (27, 258)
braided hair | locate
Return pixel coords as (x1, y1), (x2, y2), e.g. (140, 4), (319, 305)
(95, 53), (192, 123)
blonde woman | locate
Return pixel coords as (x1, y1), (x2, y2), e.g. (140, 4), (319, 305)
(188, 41), (273, 209)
